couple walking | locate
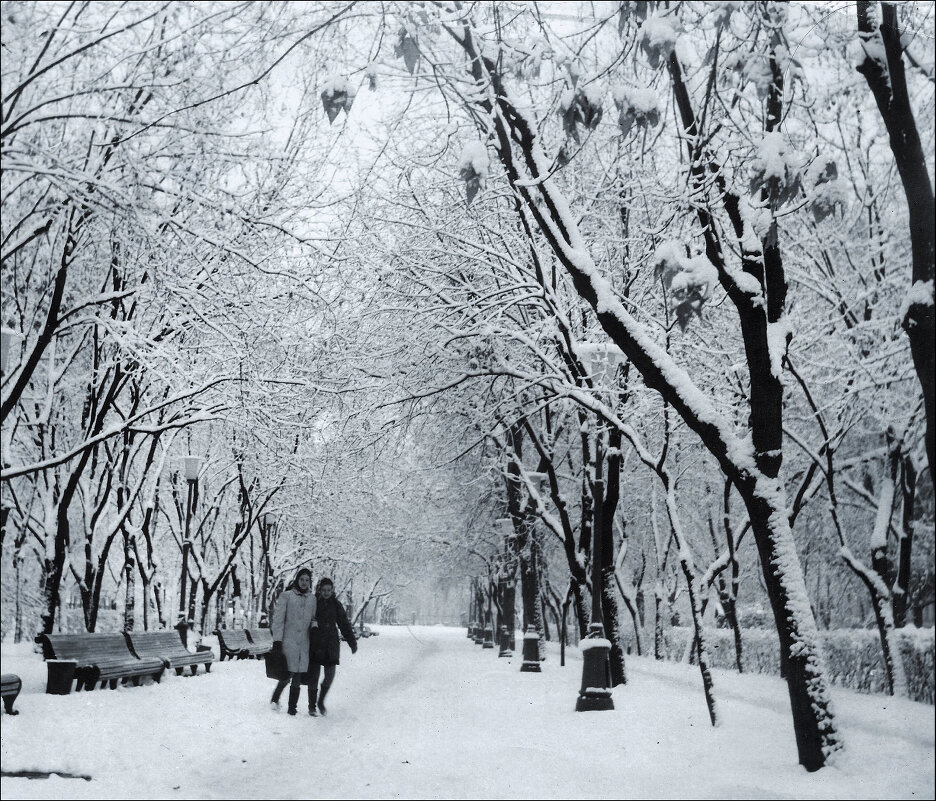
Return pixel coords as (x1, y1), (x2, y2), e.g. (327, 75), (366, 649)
(269, 568), (358, 716)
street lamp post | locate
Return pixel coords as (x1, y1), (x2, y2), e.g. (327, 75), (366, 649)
(260, 512), (276, 625)
(494, 517), (518, 654)
(576, 342), (623, 712)
(472, 578), (485, 645)
(527, 470), (548, 661)
(482, 583), (495, 649)
(467, 579), (476, 638)
(177, 455), (201, 646)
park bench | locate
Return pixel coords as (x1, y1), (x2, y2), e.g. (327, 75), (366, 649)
(126, 630), (214, 676)
(245, 628), (274, 656)
(38, 633), (165, 691)
(214, 628), (268, 661)
(1, 674), (22, 714)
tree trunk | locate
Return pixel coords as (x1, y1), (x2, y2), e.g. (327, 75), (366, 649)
(742, 482), (840, 769)
(681, 561), (717, 725)
(601, 565), (627, 685)
(40, 522), (69, 635)
(452, 21), (839, 769)
(616, 574), (644, 656)
(153, 580), (167, 629)
(724, 594), (743, 673)
(216, 576), (228, 632)
(123, 529), (136, 631)
(894, 454), (917, 627)
(14, 555), (24, 643)
(857, 2), (936, 489)
(503, 580), (516, 650)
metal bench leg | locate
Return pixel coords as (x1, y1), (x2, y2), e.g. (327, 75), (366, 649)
(2, 695), (19, 715)
(109, 679), (118, 690)
(190, 666), (197, 676)
(175, 667), (184, 676)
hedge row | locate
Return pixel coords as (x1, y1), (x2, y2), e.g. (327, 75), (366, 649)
(620, 626), (934, 705)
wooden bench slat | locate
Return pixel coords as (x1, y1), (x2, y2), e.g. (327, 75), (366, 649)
(126, 631), (214, 675)
(245, 629), (274, 655)
(214, 629), (268, 660)
(38, 633), (165, 691)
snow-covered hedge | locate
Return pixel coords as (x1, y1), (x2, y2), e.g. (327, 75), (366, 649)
(621, 626), (934, 704)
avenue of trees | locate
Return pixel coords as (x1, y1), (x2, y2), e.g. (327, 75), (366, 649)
(2, 0), (933, 773)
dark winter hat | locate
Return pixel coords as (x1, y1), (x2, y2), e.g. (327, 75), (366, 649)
(317, 577), (334, 589)
(296, 567), (312, 581)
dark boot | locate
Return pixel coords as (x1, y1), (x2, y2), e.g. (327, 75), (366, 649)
(287, 683), (301, 715)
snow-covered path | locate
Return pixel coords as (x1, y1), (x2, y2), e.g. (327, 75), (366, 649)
(1, 625), (933, 800)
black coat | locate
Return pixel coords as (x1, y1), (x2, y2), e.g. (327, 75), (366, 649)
(309, 594), (356, 666)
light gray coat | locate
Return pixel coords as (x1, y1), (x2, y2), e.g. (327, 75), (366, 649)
(271, 585), (318, 673)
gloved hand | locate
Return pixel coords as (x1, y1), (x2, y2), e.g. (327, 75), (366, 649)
(272, 640), (283, 654)
(350, 641), (358, 655)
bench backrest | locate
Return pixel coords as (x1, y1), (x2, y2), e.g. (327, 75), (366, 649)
(246, 628), (273, 646)
(127, 631), (188, 657)
(39, 633), (136, 663)
(216, 629), (251, 649)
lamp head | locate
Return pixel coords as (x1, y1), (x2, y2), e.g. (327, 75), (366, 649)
(183, 456), (202, 481)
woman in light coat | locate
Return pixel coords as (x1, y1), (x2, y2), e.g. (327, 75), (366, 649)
(270, 567), (318, 715)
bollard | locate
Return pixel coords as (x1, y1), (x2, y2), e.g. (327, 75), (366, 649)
(498, 625), (512, 658)
(473, 624), (485, 645)
(575, 623), (614, 711)
(519, 625), (541, 672)
(482, 624), (495, 649)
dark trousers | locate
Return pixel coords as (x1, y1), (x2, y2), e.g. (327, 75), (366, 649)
(271, 671), (313, 712)
(308, 662), (336, 705)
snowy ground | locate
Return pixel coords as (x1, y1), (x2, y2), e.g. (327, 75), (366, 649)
(1, 625), (933, 800)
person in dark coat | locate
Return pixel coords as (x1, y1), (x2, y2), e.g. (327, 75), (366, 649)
(307, 577), (357, 716)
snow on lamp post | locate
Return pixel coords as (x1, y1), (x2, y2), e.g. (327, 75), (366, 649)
(177, 455), (201, 645)
(576, 342), (623, 712)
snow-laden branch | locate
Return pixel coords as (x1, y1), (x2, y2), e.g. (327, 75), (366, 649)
(1, 378), (237, 480)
